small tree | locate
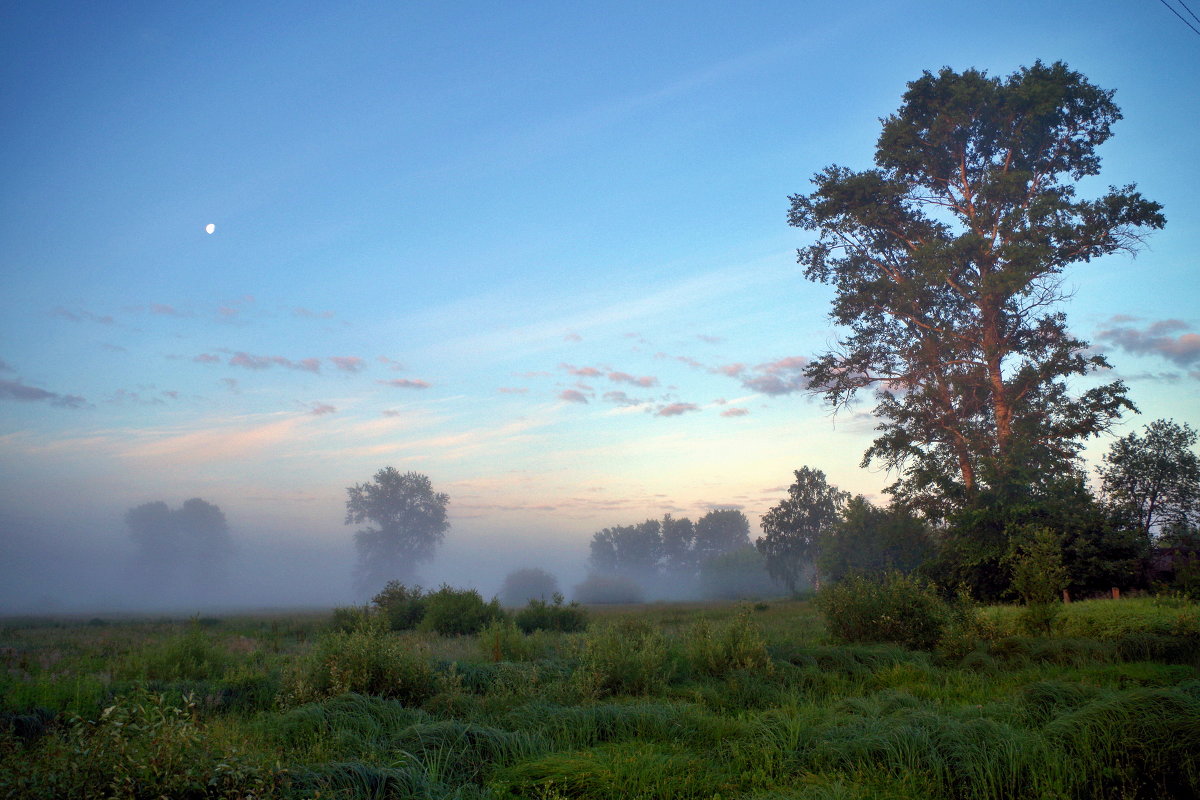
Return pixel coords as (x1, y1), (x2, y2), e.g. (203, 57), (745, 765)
(345, 468), (449, 594)
(1100, 419), (1200, 540)
(756, 467), (849, 592)
(1008, 525), (1069, 633)
(818, 496), (934, 583)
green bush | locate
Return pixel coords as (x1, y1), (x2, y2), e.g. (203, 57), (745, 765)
(330, 605), (372, 632)
(514, 594), (589, 633)
(575, 620), (672, 697)
(0, 691), (278, 799)
(421, 585), (506, 636)
(117, 624), (229, 681)
(681, 607), (773, 678)
(371, 581), (428, 631)
(816, 571), (952, 650)
(500, 567), (560, 607)
(478, 619), (551, 662)
(281, 618), (437, 705)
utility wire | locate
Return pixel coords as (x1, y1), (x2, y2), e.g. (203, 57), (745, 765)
(1158, 0), (1200, 37)
(1177, 0), (1200, 25)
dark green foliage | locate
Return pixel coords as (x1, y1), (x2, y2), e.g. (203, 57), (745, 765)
(692, 508), (752, 563)
(421, 585), (505, 636)
(499, 568), (559, 607)
(1100, 419), (1200, 538)
(818, 495), (935, 583)
(576, 619), (672, 696)
(371, 581), (428, 630)
(817, 572), (953, 650)
(117, 624), (229, 681)
(513, 594), (588, 633)
(330, 604), (372, 632)
(572, 572), (645, 604)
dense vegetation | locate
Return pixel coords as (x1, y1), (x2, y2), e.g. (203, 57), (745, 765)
(4, 594), (1199, 799)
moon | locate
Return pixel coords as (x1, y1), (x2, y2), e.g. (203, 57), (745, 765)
(205, 223), (216, 234)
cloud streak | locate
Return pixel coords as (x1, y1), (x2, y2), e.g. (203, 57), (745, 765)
(0, 379), (87, 408)
(379, 378), (431, 389)
(1096, 319), (1200, 367)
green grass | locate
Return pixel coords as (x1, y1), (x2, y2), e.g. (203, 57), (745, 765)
(3, 596), (1199, 799)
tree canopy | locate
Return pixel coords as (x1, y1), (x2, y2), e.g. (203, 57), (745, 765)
(756, 466), (848, 592)
(790, 61), (1164, 518)
(125, 497), (231, 599)
(345, 467), (449, 593)
(1100, 419), (1200, 540)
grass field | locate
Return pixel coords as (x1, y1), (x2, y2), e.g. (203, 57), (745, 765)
(3, 596), (1199, 799)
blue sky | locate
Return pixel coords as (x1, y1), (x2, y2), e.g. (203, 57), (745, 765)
(2, 1), (1198, 602)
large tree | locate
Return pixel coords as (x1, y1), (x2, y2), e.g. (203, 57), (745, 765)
(789, 62), (1164, 517)
(126, 497), (231, 599)
(345, 468), (449, 593)
(1100, 419), (1200, 540)
(756, 467), (848, 592)
(692, 509), (752, 564)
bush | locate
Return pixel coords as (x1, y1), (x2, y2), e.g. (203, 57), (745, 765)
(499, 568), (560, 607)
(421, 585), (505, 636)
(681, 607), (772, 678)
(370, 582), (427, 631)
(575, 620), (672, 696)
(117, 625), (229, 682)
(514, 594), (589, 633)
(816, 571), (952, 650)
(330, 605), (372, 632)
(281, 618), (437, 705)
(572, 573), (645, 604)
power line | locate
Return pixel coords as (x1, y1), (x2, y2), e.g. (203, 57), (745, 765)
(1177, 0), (1200, 25)
(1158, 0), (1200, 37)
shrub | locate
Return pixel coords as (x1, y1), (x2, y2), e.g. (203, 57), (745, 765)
(816, 571), (952, 650)
(421, 585), (505, 636)
(281, 618), (437, 705)
(117, 624), (229, 682)
(500, 568), (560, 607)
(514, 594), (589, 633)
(478, 619), (550, 662)
(330, 605), (372, 632)
(371, 582), (428, 631)
(572, 573), (645, 604)
(681, 607), (773, 678)
(575, 620), (672, 696)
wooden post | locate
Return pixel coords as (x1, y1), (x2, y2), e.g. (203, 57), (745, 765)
(1112, 587), (1120, 600)
(1062, 589), (1071, 603)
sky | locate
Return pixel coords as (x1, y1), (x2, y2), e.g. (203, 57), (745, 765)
(1, 1), (1198, 610)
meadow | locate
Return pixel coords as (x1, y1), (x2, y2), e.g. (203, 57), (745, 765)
(2, 595), (1199, 799)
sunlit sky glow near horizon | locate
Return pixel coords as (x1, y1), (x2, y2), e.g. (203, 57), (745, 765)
(1, 1), (1198, 608)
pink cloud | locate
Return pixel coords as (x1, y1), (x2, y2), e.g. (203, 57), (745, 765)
(738, 356), (810, 395)
(0, 379), (87, 408)
(498, 387), (529, 394)
(656, 402), (698, 417)
(151, 303), (183, 316)
(379, 378), (431, 389)
(721, 407), (750, 417)
(309, 403), (337, 415)
(714, 363), (745, 377)
(608, 371), (658, 388)
(382, 409), (402, 417)
(218, 306), (239, 318)
(559, 389), (589, 404)
(562, 363), (603, 377)
(603, 390), (640, 405)
(193, 353), (221, 364)
(377, 356), (405, 371)
(697, 334), (722, 344)
(564, 332), (583, 342)
(53, 307), (114, 325)
(228, 352), (322, 372)
(1097, 320), (1200, 367)
(330, 356), (366, 373)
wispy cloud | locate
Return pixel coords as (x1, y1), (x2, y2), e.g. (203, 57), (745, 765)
(656, 402), (699, 417)
(0, 379), (87, 408)
(559, 389), (589, 403)
(563, 332), (583, 342)
(229, 352), (322, 372)
(0, 359), (11, 372)
(721, 407), (750, 417)
(739, 356), (810, 395)
(150, 303), (184, 317)
(308, 402), (337, 415)
(377, 356), (405, 371)
(194, 353), (221, 364)
(379, 378), (431, 389)
(498, 387), (529, 394)
(1096, 319), (1200, 366)
(697, 334), (722, 344)
(294, 307), (334, 319)
(330, 356), (366, 373)
(608, 371), (658, 388)
(562, 363), (604, 377)
(52, 307), (114, 325)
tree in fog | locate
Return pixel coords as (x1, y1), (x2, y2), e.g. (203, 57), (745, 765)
(692, 509), (751, 564)
(345, 467), (449, 593)
(588, 518), (663, 581)
(126, 497), (231, 598)
(756, 467), (848, 592)
(660, 514), (696, 574)
(500, 567), (560, 606)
